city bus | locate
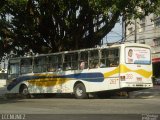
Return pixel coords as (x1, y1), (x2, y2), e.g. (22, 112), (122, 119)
(6, 43), (153, 99)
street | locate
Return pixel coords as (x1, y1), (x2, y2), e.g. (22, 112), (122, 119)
(0, 97), (160, 120)
(0, 86), (160, 120)
(1, 97), (160, 114)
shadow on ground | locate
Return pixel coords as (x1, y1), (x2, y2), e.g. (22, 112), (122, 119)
(0, 85), (160, 102)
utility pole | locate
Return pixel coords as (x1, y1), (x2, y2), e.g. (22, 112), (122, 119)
(134, 19), (137, 43)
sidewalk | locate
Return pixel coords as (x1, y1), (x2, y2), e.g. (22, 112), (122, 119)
(130, 85), (160, 98)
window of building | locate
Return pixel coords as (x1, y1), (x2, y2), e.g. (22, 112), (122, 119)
(154, 17), (160, 28)
(139, 36), (145, 44)
(141, 17), (145, 23)
(153, 38), (160, 46)
(139, 23), (145, 32)
(139, 39), (145, 44)
(128, 27), (133, 35)
(139, 17), (145, 32)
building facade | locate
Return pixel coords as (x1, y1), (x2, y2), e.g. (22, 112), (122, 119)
(125, 14), (160, 78)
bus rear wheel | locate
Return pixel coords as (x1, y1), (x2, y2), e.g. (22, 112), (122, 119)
(74, 83), (88, 99)
(19, 84), (30, 98)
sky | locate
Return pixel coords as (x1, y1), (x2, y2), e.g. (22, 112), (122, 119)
(103, 22), (123, 44)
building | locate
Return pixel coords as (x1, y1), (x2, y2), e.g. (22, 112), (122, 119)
(125, 14), (160, 78)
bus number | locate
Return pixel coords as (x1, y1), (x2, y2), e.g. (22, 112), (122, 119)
(126, 74), (133, 79)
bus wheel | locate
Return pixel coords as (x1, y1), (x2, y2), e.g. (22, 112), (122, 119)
(74, 83), (88, 99)
(19, 85), (30, 98)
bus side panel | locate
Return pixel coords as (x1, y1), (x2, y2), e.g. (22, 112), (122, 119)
(7, 67), (121, 94)
(63, 68), (121, 93)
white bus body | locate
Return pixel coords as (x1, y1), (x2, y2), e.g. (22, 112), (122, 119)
(6, 43), (153, 98)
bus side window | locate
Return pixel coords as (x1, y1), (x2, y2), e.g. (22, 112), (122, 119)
(79, 51), (88, 69)
(89, 50), (99, 69)
(47, 55), (62, 72)
(63, 54), (71, 71)
(101, 49), (107, 67)
(71, 53), (78, 70)
(101, 48), (119, 67)
(21, 58), (32, 74)
(63, 53), (78, 71)
(33, 57), (47, 73)
(107, 49), (119, 67)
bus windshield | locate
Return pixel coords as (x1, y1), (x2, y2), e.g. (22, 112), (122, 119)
(125, 47), (151, 64)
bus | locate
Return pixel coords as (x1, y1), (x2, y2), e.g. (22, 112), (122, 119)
(6, 43), (153, 99)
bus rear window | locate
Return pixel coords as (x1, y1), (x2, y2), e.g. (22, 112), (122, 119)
(125, 47), (151, 64)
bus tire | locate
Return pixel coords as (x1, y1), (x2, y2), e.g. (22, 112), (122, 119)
(19, 84), (30, 99)
(74, 83), (88, 99)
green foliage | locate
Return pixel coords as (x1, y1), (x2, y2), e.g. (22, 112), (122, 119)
(0, 0), (160, 58)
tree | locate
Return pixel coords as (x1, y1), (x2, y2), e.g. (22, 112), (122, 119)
(0, 0), (160, 58)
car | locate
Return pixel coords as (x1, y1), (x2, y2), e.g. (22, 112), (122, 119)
(154, 78), (160, 85)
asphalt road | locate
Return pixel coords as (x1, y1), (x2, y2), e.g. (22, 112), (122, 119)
(0, 86), (160, 120)
(0, 97), (160, 120)
(1, 97), (160, 114)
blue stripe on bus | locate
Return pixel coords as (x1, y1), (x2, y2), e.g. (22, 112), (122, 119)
(7, 72), (104, 91)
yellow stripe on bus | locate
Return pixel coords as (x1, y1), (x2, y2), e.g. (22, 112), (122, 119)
(28, 78), (69, 87)
(104, 67), (119, 78)
(120, 64), (152, 78)
(104, 64), (152, 78)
